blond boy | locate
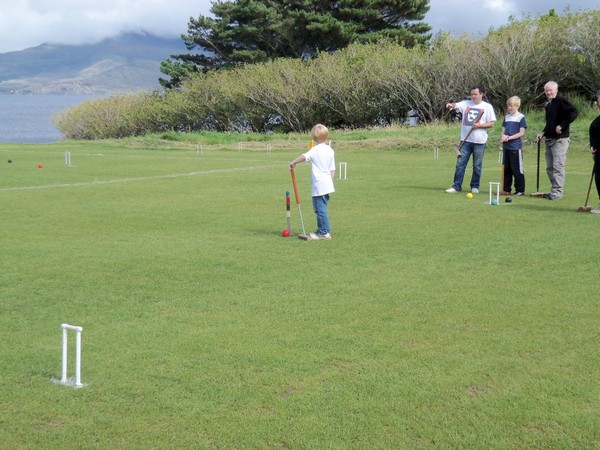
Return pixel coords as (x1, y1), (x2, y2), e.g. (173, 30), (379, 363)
(501, 96), (527, 195)
(289, 124), (335, 240)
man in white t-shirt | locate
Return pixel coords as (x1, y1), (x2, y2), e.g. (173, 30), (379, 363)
(289, 124), (336, 240)
(445, 85), (496, 194)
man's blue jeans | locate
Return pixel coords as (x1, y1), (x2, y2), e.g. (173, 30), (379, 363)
(312, 194), (331, 234)
(452, 142), (486, 191)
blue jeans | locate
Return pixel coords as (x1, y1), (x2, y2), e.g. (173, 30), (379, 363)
(452, 142), (486, 191)
(312, 194), (331, 234)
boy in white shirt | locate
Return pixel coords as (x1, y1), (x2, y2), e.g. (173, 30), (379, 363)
(289, 124), (336, 240)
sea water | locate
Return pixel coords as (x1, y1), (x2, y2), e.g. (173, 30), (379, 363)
(0, 94), (98, 144)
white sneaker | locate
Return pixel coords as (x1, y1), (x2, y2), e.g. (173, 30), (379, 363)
(445, 188), (457, 193)
(471, 188), (479, 194)
(591, 208), (600, 214)
(309, 232), (320, 240)
(317, 233), (332, 240)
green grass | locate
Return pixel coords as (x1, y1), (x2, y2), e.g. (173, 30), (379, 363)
(1, 128), (599, 449)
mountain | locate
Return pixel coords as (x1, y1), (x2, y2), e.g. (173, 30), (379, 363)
(0, 33), (191, 94)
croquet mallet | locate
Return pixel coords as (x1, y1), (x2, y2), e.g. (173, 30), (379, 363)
(499, 143), (510, 195)
(290, 167), (309, 240)
(578, 167), (595, 212)
(453, 110), (484, 157)
(530, 139), (545, 197)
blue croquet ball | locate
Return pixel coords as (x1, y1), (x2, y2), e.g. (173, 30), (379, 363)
(491, 199), (498, 205)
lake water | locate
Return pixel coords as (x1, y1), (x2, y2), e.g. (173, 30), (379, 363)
(0, 95), (99, 144)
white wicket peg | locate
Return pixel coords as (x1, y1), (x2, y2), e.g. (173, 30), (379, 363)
(489, 182), (500, 206)
(338, 162), (347, 180)
(60, 323), (84, 388)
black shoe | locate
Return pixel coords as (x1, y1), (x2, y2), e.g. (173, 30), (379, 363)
(542, 193), (553, 199)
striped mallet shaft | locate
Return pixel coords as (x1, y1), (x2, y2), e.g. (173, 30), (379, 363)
(290, 168), (307, 236)
(285, 191), (291, 231)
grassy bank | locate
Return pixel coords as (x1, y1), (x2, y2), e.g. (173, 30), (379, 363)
(1, 122), (599, 448)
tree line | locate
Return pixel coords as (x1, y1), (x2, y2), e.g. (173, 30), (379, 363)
(159, 0), (431, 87)
(55, 9), (600, 140)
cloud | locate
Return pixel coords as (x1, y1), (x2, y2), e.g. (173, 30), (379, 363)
(0, 0), (213, 53)
(484, 0), (515, 14)
(0, 0), (596, 54)
(426, 0), (595, 36)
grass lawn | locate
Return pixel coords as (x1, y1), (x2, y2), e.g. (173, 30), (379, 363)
(1, 129), (599, 449)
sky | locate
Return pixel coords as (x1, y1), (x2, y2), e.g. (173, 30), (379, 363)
(0, 0), (597, 54)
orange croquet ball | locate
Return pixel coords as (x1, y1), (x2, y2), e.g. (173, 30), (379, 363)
(37, 163), (43, 168)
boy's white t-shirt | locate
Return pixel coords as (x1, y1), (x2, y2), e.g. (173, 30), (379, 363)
(303, 142), (335, 197)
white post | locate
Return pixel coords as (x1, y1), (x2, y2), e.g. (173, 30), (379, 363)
(61, 326), (68, 383)
(489, 182), (500, 205)
(61, 323), (83, 387)
(75, 328), (82, 387)
(338, 162), (347, 180)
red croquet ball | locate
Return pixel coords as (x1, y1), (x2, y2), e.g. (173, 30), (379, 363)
(282, 229), (291, 237)
(37, 163), (43, 168)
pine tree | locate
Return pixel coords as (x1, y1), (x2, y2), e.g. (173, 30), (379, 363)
(160, 0), (431, 88)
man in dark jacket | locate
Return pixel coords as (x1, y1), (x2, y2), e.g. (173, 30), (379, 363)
(536, 81), (579, 200)
(589, 90), (600, 213)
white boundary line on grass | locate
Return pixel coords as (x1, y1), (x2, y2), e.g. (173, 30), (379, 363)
(0, 165), (279, 192)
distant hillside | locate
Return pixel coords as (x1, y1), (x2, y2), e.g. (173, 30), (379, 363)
(0, 33), (191, 94)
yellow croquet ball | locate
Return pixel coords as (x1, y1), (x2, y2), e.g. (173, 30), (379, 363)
(466, 192), (474, 199)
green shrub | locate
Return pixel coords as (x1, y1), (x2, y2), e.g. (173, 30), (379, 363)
(54, 9), (600, 139)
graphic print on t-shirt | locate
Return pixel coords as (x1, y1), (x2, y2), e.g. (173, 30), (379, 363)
(463, 107), (484, 126)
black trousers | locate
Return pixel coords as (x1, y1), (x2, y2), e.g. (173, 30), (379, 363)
(594, 155), (600, 199)
(503, 149), (525, 194)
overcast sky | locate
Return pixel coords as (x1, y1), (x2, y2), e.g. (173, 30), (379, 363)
(0, 0), (597, 54)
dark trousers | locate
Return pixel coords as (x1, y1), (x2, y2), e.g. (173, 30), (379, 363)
(503, 149), (525, 194)
(594, 156), (600, 199)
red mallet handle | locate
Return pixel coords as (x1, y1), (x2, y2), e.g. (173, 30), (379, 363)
(290, 168), (301, 204)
